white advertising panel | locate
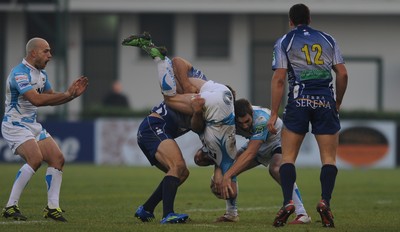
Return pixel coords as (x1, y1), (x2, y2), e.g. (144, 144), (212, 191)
(95, 119), (396, 169)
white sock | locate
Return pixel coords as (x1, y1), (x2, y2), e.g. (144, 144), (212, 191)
(154, 56), (176, 96)
(46, 167), (63, 209)
(292, 183), (307, 216)
(6, 164), (35, 207)
(225, 198), (238, 216)
(225, 181), (238, 216)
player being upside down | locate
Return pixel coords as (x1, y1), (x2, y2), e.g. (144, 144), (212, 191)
(122, 32), (239, 223)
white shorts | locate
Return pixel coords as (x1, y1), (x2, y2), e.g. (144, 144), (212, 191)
(199, 80), (234, 123)
(238, 138), (281, 167)
(1, 121), (51, 154)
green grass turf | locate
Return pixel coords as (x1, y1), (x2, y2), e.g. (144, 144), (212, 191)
(0, 164), (399, 232)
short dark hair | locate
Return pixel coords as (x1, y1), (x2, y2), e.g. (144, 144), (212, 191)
(289, 3), (310, 25)
(225, 85), (236, 102)
(234, 98), (253, 118)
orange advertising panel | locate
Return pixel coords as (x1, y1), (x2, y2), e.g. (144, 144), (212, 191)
(337, 145), (389, 166)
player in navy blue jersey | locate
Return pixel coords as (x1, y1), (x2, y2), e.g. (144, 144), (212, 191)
(123, 32), (240, 223)
(266, 3), (348, 227)
(135, 101), (192, 224)
(132, 56), (208, 224)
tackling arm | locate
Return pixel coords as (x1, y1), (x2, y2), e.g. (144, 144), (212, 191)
(172, 57), (199, 94)
(190, 95), (206, 134)
(220, 139), (262, 199)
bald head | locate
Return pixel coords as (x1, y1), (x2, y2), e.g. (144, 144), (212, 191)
(25, 37), (52, 69)
(25, 37), (48, 56)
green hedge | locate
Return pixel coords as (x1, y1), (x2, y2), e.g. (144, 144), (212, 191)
(340, 110), (400, 122)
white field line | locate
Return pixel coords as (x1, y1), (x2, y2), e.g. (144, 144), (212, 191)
(186, 206), (279, 212)
(0, 220), (49, 225)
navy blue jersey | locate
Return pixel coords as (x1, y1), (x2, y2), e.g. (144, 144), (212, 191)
(188, 67), (207, 80)
(272, 25), (345, 100)
(150, 102), (191, 138)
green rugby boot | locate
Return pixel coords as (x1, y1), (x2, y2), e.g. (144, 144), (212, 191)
(122, 32), (153, 48)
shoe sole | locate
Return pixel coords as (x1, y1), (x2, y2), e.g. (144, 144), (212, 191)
(3, 214), (27, 221)
(135, 214), (155, 222)
(4, 216), (27, 221)
(273, 205), (295, 227)
(215, 217), (239, 222)
(161, 215), (189, 224)
(122, 34), (152, 47)
(288, 219), (311, 224)
(44, 215), (67, 222)
(317, 204), (334, 227)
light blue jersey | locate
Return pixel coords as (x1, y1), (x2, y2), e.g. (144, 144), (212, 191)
(272, 25), (345, 100)
(236, 106), (283, 166)
(236, 106), (282, 144)
(3, 59), (52, 123)
(2, 59), (52, 153)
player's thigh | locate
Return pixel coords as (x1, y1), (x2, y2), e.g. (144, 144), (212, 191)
(16, 139), (43, 170)
(38, 137), (65, 169)
(281, 128), (305, 163)
(315, 133), (338, 165)
(155, 139), (186, 170)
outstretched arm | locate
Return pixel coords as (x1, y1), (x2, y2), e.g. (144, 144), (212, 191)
(220, 139), (262, 199)
(24, 76), (89, 106)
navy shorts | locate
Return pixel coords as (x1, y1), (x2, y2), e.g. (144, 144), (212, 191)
(137, 116), (173, 165)
(283, 95), (340, 134)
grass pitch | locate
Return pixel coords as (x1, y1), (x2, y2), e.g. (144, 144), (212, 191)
(0, 164), (399, 232)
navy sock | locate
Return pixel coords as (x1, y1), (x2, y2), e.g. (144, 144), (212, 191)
(143, 180), (163, 212)
(279, 163), (296, 205)
(320, 164), (338, 206)
(162, 175), (180, 218)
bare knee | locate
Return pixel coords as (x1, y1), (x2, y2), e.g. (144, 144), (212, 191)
(46, 152), (65, 170)
(179, 167), (190, 184)
(269, 164), (280, 183)
(269, 155), (282, 184)
(27, 158), (43, 171)
(177, 162), (189, 177)
(169, 162), (189, 184)
(21, 154), (43, 171)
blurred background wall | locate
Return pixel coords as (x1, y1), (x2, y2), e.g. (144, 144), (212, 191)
(1, 0), (400, 119)
(1, 0), (399, 167)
